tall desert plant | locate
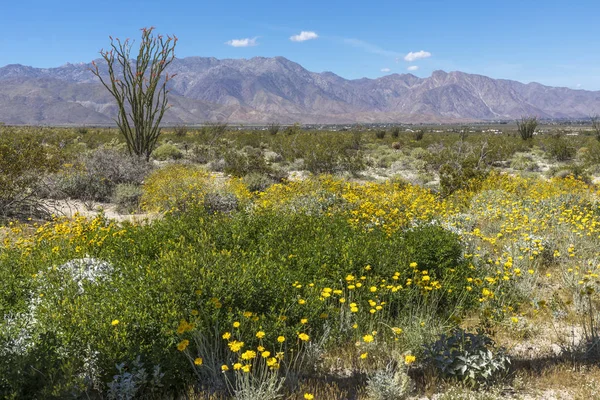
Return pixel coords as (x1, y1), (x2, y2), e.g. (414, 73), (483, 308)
(91, 27), (177, 161)
(516, 116), (538, 140)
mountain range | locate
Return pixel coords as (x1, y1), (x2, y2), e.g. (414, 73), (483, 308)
(1, 56), (599, 125)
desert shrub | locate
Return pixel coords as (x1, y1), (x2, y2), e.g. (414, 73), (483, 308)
(243, 173), (276, 192)
(412, 129), (425, 141)
(206, 121), (228, 137)
(516, 116), (537, 140)
(391, 142), (402, 150)
(293, 133), (364, 174)
(267, 122), (280, 135)
(107, 357), (165, 400)
(190, 144), (215, 164)
(223, 147), (271, 177)
(112, 184), (143, 214)
(50, 148), (152, 203)
(375, 130), (386, 139)
(428, 142), (490, 197)
(410, 147), (429, 160)
(141, 164), (215, 212)
(423, 329), (510, 387)
(282, 123), (301, 135)
(546, 136), (576, 161)
(509, 152), (538, 171)
(173, 125), (187, 137)
(0, 133), (62, 220)
(365, 364), (411, 400)
(390, 126), (401, 139)
(547, 164), (591, 183)
(152, 143), (183, 161)
(203, 191), (239, 214)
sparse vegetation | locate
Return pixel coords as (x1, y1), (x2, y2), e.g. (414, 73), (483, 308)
(517, 116), (538, 140)
(3, 123), (600, 398)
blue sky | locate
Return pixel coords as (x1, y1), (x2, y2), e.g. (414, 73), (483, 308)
(2, 0), (600, 89)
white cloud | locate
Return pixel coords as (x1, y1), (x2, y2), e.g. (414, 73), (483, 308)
(290, 31), (318, 42)
(225, 37), (258, 47)
(381, 68), (391, 73)
(404, 50), (431, 62)
(407, 65), (419, 71)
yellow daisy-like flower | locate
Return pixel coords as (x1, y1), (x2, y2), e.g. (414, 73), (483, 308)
(222, 332), (231, 340)
(233, 321), (241, 328)
(256, 331), (265, 339)
(233, 363), (243, 370)
(304, 394), (314, 400)
(363, 334), (374, 343)
(360, 352), (368, 359)
(404, 354), (416, 365)
(511, 317), (519, 324)
(298, 333), (310, 341)
(242, 364), (252, 373)
(266, 357), (277, 367)
(111, 319), (120, 326)
(194, 357), (203, 366)
(301, 318), (308, 324)
(241, 350), (257, 360)
(277, 336), (285, 343)
(392, 327), (403, 335)
(177, 339), (190, 351)
(228, 340), (244, 352)
(261, 351), (271, 358)
(298, 299), (306, 304)
(221, 364), (229, 371)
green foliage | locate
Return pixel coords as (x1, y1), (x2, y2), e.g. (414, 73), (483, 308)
(0, 133), (61, 220)
(423, 329), (510, 387)
(516, 116), (538, 140)
(91, 27), (177, 160)
(50, 148), (151, 203)
(429, 142), (490, 197)
(243, 172), (276, 192)
(267, 122), (280, 135)
(223, 147), (271, 177)
(390, 126), (401, 139)
(173, 125), (187, 137)
(413, 129), (425, 141)
(375, 130), (386, 139)
(152, 143), (183, 161)
(546, 135), (576, 161)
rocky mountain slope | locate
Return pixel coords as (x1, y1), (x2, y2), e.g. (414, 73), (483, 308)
(1, 56), (598, 124)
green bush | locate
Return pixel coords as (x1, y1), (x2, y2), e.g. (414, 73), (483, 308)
(223, 147), (271, 177)
(152, 143), (183, 161)
(546, 136), (576, 161)
(0, 133), (61, 220)
(423, 329), (510, 387)
(243, 172), (276, 192)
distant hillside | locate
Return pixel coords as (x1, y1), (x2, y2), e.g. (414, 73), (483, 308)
(1, 56), (599, 124)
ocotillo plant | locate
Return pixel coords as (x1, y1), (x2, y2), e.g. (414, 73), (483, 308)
(91, 27), (177, 160)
